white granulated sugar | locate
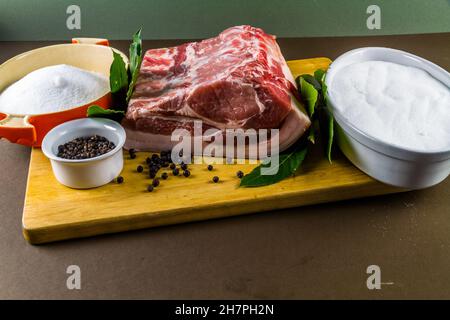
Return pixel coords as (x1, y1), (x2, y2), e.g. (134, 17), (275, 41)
(0, 64), (109, 115)
(330, 61), (450, 152)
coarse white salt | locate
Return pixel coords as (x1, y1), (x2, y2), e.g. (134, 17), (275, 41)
(0, 64), (109, 115)
(330, 61), (450, 152)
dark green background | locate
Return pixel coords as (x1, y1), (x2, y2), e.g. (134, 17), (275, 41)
(1, 0), (449, 41)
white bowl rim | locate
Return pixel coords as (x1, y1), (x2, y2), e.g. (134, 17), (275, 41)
(41, 118), (126, 163)
(325, 47), (450, 161)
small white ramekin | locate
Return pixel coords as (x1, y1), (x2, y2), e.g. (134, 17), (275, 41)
(325, 47), (450, 189)
(41, 118), (126, 189)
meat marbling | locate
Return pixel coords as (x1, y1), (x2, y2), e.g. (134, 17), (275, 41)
(123, 25), (310, 156)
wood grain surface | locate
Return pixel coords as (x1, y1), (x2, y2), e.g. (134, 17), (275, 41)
(22, 58), (404, 244)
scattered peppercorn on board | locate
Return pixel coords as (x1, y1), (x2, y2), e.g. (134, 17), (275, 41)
(22, 58), (405, 244)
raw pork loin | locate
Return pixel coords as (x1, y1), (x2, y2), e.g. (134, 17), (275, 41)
(123, 25), (310, 156)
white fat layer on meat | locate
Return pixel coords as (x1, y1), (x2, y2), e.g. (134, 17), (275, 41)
(124, 105), (310, 155)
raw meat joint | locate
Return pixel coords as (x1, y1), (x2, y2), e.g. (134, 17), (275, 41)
(123, 25), (310, 155)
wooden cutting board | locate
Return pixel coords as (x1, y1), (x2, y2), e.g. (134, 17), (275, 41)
(22, 58), (404, 244)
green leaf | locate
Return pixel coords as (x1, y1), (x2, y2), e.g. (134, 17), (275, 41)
(299, 77), (319, 118)
(297, 74), (321, 91)
(307, 127), (316, 144)
(314, 69), (326, 86)
(87, 105), (125, 122)
(326, 110), (334, 163)
(321, 75), (328, 103)
(127, 28), (143, 102)
(298, 70), (334, 163)
(307, 119), (319, 144)
(317, 106), (334, 163)
(240, 145), (308, 187)
(109, 50), (129, 111)
(92, 29), (143, 122)
(110, 50), (128, 94)
(129, 28), (142, 76)
(320, 77), (333, 162)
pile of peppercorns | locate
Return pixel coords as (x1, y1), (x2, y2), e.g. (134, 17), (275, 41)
(115, 149), (245, 190)
(57, 135), (115, 160)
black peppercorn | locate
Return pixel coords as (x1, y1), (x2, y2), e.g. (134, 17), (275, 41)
(172, 168), (180, 176)
(181, 163), (188, 170)
(212, 176), (219, 183)
(207, 164), (213, 171)
(117, 176), (124, 184)
(147, 185), (154, 192)
(137, 165), (144, 173)
(183, 170), (190, 177)
(170, 163), (176, 170)
(236, 170), (244, 179)
(152, 179), (160, 187)
(149, 170), (156, 179)
(130, 153), (136, 159)
(161, 172), (168, 180)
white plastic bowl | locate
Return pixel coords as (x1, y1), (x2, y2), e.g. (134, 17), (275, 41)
(41, 118), (126, 189)
(325, 47), (450, 189)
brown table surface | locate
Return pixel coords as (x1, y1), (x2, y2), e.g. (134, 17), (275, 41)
(1, 34), (449, 299)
